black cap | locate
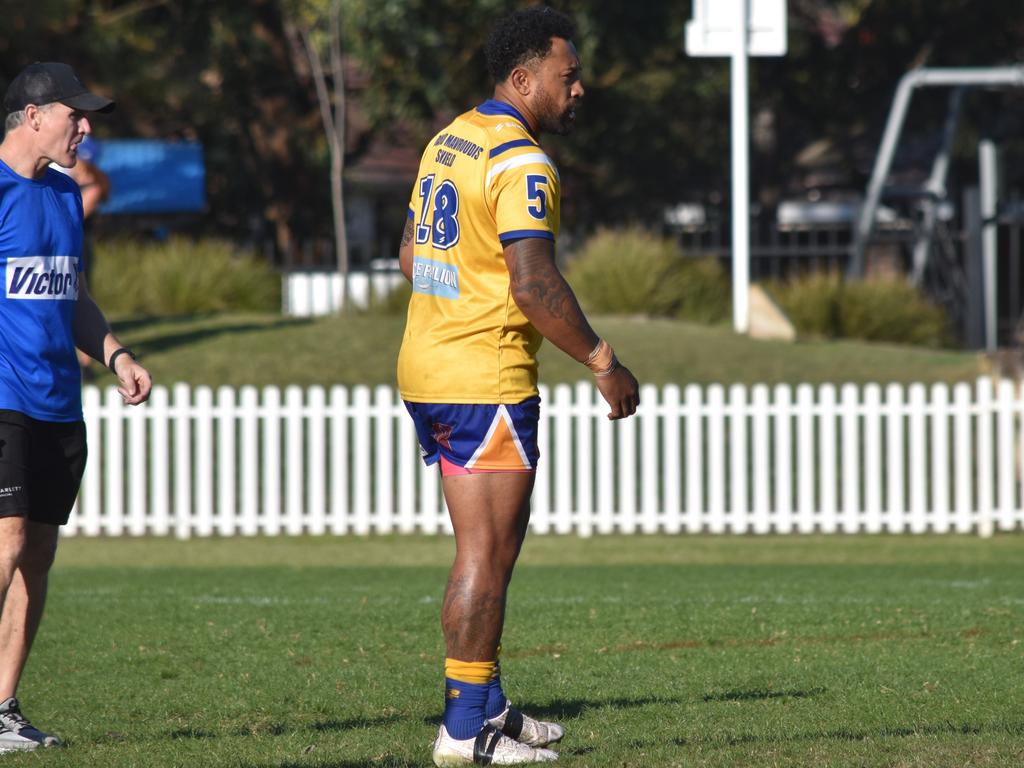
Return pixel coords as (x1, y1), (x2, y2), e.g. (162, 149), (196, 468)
(4, 62), (114, 114)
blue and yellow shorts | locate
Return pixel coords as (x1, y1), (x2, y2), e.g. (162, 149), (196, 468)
(404, 397), (540, 476)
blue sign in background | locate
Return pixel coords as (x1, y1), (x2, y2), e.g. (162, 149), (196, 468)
(92, 140), (206, 214)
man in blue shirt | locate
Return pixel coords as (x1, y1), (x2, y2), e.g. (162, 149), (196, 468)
(0, 62), (152, 752)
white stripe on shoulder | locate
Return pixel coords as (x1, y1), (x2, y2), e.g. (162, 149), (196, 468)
(486, 152), (559, 188)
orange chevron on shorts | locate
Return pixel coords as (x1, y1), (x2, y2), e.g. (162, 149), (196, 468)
(464, 405), (532, 470)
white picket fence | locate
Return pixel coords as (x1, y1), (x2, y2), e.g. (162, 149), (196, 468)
(282, 268), (405, 316)
(66, 378), (1024, 538)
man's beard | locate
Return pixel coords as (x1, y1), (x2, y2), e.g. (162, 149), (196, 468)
(535, 87), (576, 136)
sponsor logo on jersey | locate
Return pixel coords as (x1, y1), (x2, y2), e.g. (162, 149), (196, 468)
(412, 256), (460, 300)
(5, 256), (79, 301)
(0, 485), (23, 499)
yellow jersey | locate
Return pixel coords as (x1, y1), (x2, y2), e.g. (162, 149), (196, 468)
(398, 100), (561, 404)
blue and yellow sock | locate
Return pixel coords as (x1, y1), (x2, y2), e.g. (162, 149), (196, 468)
(444, 658), (496, 740)
(485, 655), (508, 719)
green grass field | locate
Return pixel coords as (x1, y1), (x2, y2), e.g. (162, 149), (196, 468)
(9, 535), (1022, 767)
(106, 312), (983, 390)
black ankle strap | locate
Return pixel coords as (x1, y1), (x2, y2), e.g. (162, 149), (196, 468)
(473, 724), (503, 765)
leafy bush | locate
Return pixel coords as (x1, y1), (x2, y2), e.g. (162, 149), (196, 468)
(365, 279), (412, 316)
(673, 255), (733, 324)
(565, 227), (730, 323)
(837, 279), (949, 347)
(765, 272), (950, 347)
(764, 271), (843, 338)
(90, 237), (280, 316)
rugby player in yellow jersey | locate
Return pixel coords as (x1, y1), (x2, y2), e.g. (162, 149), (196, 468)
(397, 7), (639, 765)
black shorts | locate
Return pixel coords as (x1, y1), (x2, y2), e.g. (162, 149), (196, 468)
(0, 410), (87, 526)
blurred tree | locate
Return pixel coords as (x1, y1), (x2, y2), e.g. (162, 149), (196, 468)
(344, 0), (508, 126)
(4, 0), (1024, 251)
(340, 1), (732, 231)
(552, 1), (730, 231)
(102, 0), (325, 255)
(289, 0), (350, 282)
(2, 0), (326, 255)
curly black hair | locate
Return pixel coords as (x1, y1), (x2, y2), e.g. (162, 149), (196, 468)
(484, 6), (577, 84)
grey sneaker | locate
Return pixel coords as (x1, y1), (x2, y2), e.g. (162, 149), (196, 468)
(0, 697), (61, 752)
(487, 702), (565, 748)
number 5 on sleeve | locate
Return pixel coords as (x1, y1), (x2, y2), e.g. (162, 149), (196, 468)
(526, 174), (548, 220)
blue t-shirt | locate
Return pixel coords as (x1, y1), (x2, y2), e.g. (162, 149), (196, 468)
(0, 159), (83, 421)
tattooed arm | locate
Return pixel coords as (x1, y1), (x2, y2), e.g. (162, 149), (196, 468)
(505, 237), (599, 362)
(505, 237), (639, 419)
(398, 217), (415, 282)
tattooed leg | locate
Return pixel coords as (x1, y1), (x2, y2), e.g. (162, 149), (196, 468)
(441, 471), (535, 660)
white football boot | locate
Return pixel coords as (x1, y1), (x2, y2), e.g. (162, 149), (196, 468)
(0, 698), (61, 752)
(487, 702), (565, 748)
(432, 723), (558, 765)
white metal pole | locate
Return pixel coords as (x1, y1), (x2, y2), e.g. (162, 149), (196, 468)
(731, 0), (751, 333)
(979, 137), (998, 351)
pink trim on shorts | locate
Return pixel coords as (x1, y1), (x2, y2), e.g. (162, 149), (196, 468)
(439, 455), (535, 477)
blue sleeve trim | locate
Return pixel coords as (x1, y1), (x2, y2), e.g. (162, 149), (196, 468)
(499, 229), (555, 243)
(489, 139), (538, 158)
(407, 207), (415, 219)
